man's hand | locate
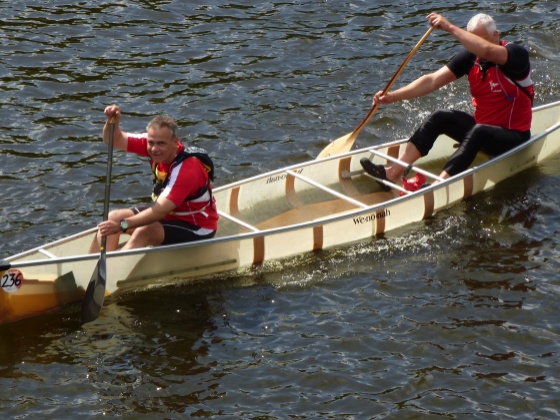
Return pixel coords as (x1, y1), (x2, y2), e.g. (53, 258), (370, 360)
(372, 90), (397, 106)
(104, 104), (121, 123)
(427, 13), (454, 33)
(97, 220), (120, 237)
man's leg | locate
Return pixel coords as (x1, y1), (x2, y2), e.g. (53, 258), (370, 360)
(362, 110), (475, 183)
(443, 124), (531, 177)
(384, 142), (422, 181)
(89, 208), (136, 253)
(122, 222), (165, 250)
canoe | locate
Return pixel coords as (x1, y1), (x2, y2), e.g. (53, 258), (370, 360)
(2, 100), (560, 325)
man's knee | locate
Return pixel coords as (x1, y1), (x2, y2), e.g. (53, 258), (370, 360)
(427, 109), (456, 125)
(464, 124), (492, 147)
(127, 223), (165, 248)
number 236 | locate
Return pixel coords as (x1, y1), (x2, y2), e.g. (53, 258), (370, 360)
(2, 271), (22, 288)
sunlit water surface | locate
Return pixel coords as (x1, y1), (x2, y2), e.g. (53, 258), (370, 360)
(1, 1), (559, 418)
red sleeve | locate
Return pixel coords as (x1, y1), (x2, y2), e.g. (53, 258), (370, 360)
(126, 133), (150, 157)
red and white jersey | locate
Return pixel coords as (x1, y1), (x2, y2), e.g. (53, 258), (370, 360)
(127, 134), (218, 231)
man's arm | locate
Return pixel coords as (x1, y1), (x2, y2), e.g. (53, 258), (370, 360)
(124, 198), (176, 230)
(375, 66), (457, 105)
(96, 197), (177, 236)
(428, 13), (508, 65)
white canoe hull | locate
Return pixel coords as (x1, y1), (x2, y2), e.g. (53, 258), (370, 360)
(2, 100), (560, 324)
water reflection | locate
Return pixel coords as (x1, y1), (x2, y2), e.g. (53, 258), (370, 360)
(78, 296), (218, 414)
(0, 287), (227, 415)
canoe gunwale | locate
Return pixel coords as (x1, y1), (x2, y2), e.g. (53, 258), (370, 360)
(5, 101), (560, 271)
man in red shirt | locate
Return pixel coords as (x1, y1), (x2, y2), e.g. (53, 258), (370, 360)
(360, 12), (534, 190)
(91, 105), (218, 252)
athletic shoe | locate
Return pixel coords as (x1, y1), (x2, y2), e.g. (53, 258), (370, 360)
(360, 158), (391, 191)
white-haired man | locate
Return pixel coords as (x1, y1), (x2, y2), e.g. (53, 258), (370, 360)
(360, 12), (534, 191)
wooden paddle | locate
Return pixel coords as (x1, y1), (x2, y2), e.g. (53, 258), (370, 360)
(81, 117), (116, 323)
(316, 26), (435, 159)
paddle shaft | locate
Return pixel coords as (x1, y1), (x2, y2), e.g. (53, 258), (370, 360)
(97, 117), (116, 261)
(101, 122), (116, 225)
(81, 117), (116, 323)
(316, 26), (435, 159)
(99, 118), (116, 250)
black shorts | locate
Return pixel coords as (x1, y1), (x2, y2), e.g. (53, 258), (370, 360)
(132, 206), (216, 245)
(409, 109), (531, 176)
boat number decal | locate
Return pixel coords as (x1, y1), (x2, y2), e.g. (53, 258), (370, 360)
(1, 269), (24, 293)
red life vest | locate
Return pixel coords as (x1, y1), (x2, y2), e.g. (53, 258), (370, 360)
(468, 41), (534, 132)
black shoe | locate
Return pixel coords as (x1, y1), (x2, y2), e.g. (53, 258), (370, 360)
(360, 158), (391, 191)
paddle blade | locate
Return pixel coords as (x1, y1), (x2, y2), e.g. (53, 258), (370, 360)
(316, 104), (377, 159)
(316, 132), (353, 159)
(80, 253), (106, 323)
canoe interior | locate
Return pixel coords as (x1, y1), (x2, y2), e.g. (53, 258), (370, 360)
(213, 136), (481, 236)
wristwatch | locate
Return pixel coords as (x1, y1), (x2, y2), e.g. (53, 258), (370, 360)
(120, 220), (129, 232)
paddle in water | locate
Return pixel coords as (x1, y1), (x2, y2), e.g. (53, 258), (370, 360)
(316, 26), (434, 159)
(81, 117), (116, 323)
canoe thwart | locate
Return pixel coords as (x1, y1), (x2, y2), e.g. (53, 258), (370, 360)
(285, 170), (369, 209)
(217, 210), (260, 232)
(38, 249), (58, 259)
(341, 167), (410, 194)
(360, 171), (411, 194)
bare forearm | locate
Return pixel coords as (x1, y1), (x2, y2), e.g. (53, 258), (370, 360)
(428, 12), (507, 65)
(126, 201), (173, 229)
(103, 104), (128, 150)
(103, 122), (127, 148)
(392, 74), (439, 101)
(389, 65), (456, 102)
(447, 24), (505, 63)
(96, 199), (176, 237)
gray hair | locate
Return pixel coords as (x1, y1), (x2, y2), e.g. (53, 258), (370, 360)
(146, 114), (179, 140)
(467, 13), (497, 35)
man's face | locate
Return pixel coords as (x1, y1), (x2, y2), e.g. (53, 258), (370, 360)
(147, 126), (177, 164)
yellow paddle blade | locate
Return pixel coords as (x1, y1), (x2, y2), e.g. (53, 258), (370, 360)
(316, 132), (354, 159)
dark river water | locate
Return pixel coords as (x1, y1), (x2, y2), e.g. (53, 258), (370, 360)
(1, 0), (560, 418)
